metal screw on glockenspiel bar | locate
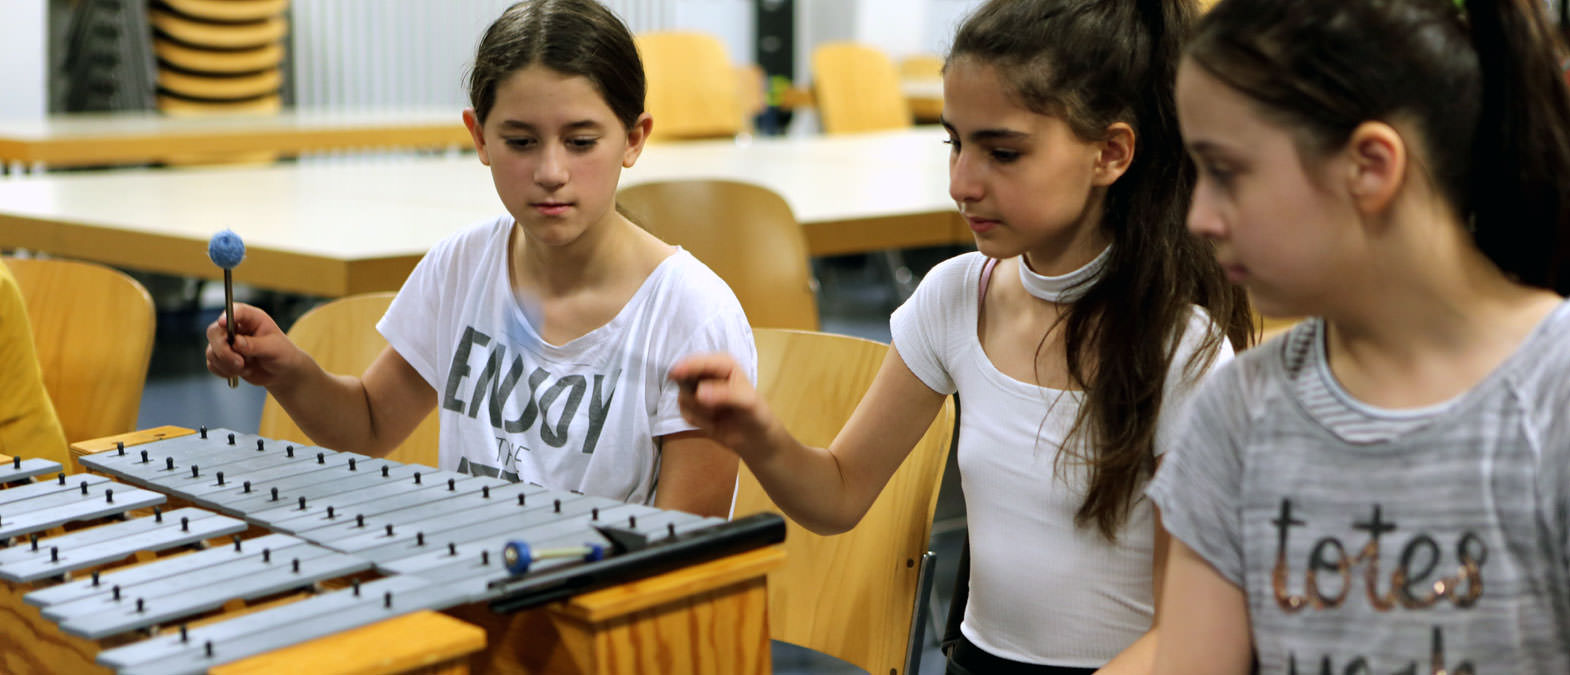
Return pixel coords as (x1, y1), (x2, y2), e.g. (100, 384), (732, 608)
(482, 550), (490, 566)
(483, 486), (491, 498)
(356, 514), (365, 528)
(554, 499), (561, 513)
(180, 625), (188, 642)
(592, 507), (599, 520)
(154, 506), (162, 523)
(257, 439), (265, 451)
(10, 456), (18, 469)
(233, 535), (242, 552)
(80, 481), (88, 495)
(263, 548), (271, 563)
(30, 534), (37, 551)
(517, 494), (526, 506)
(385, 524), (394, 537)
(348, 458), (356, 471)
(629, 515), (637, 528)
(140, 449), (149, 463)
(448, 478), (455, 491)
(668, 523), (677, 537)
(384, 591), (392, 609)
(105, 488), (113, 504)
(381, 465), (389, 478)
(181, 516), (189, 532)
(136, 598), (144, 613)
(57, 473), (64, 485)
(165, 457), (174, 471)
(352, 580), (361, 597)
(199, 426), (207, 439)
(50, 546), (58, 563)
(112, 585), (121, 601)
(316, 452), (325, 465)
(286, 445), (294, 458)
(243, 480), (252, 494)
(271, 487), (279, 502)
(448, 542), (457, 557)
(205, 641), (213, 658)
(191, 465), (199, 479)
(327, 506), (335, 519)
(216, 471), (224, 486)
(298, 496), (307, 511)
(292, 558), (299, 573)
(91, 571), (100, 586)
(416, 532), (425, 547)
(117, 441), (125, 456)
(227, 433), (235, 446)
(414, 472), (422, 485)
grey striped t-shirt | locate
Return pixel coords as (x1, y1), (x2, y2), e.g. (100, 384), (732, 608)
(1148, 302), (1570, 673)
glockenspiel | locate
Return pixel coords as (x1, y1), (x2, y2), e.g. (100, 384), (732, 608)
(0, 426), (785, 674)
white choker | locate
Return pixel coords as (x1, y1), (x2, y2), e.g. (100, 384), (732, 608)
(1017, 246), (1111, 303)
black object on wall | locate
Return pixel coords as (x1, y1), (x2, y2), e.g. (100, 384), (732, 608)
(754, 0), (794, 81)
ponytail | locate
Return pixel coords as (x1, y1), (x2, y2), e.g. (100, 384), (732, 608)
(1465, 0), (1570, 294)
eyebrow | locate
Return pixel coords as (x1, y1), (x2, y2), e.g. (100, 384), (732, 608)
(496, 119), (604, 132)
(940, 118), (1031, 143)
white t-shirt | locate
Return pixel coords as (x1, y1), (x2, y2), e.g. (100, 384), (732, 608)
(379, 215), (757, 505)
(890, 252), (1233, 667)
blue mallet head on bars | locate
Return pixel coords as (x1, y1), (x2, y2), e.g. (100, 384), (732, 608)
(208, 229), (246, 269)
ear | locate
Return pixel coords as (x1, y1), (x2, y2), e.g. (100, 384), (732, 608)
(1091, 121), (1136, 187)
(462, 108), (490, 166)
(1344, 121), (1405, 215)
(622, 112), (654, 168)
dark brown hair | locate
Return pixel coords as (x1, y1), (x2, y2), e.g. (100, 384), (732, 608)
(1191, 0), (1570, 294)
(466, 0), (645, 129)
(950, 0), (1254, 541)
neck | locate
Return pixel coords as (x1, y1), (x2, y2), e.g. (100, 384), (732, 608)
(511, 210), (636, 297)
(1022, 191), (1109, 277)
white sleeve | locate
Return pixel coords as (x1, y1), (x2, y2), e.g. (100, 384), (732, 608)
(377, 244), (449, 389)
(890, 255), (977, 396)
(1153, 307), (1236, 458)
(653, 310), (756, 438)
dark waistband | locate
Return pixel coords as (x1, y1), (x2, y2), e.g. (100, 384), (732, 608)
(946, 634), (1099, 675)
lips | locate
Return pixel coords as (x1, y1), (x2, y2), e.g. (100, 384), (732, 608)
(532, 202), (572, 216)
(966, 216), (1001, 234)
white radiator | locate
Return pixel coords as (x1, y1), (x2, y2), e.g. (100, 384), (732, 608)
(289, 0), (682, 110)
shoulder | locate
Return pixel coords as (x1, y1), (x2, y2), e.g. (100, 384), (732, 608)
(420, 214), (513, 271)
(905, 251), (989, 310)
(1511, 301), (1570, 431)
(654, 250), (748, 316)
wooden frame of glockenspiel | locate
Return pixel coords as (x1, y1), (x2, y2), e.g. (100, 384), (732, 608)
(0, 426), (783, 674)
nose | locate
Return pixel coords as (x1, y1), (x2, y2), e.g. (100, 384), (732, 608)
(1186, 183), (1227, 240)
(534, 143), (569, 190)
(948, 146), (984, 207)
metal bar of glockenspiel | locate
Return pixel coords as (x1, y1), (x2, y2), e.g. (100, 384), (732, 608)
(0, 458), (64, 484)
(255, 471), (503, 533)
(0, 511), (247, 582)
(0, 507), (192, 565)
(24, 533), (304, 608)
(374, 502), (654, 573)
(215, 459), (419, 518)
(0, 474), (111, 507)
(328, 493), (610, 558)
(291, 479), (545, 543)
(0, 485), (165, 540)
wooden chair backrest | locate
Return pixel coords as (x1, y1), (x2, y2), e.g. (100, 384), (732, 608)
(898, 53), (944, 80)
(811, 42), (912, 135)
(4, 257), (155, 449)
(636, 31), (744, 142)
(258, 292), (439, 467)
(738, 328), (955, 674)
(617, 180), (819, 331)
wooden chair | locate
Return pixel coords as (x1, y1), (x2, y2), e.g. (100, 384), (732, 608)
(4, 258), (155, 459)
(811, 42), (912, 135)
(617, 180), (819, 331)
(635, 31), (745, 142)
(257, 292), (440, 467)
(740, 328), (956, 675)
(899, 54), (945, 124)
(154, 40), (284, 75)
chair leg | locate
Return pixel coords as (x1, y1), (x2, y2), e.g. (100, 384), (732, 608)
(904, 549), (938, 675)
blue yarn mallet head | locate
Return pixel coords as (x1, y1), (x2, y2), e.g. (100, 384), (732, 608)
(208, 229), (245, 388)
(208, 229), (246, 269)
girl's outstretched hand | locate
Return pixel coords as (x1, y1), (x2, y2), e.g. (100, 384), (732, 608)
(204, 303), (304, 388)
(670, 353), (778, 459)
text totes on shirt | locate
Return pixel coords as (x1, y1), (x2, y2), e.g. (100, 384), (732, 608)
(442, 325), (620, 455)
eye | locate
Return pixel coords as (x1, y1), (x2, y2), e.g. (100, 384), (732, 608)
(943, 136), (959, 153)
(988, 148), (1020, 164)
(504, 137), (537, 150)
(567, 137), (600, 151)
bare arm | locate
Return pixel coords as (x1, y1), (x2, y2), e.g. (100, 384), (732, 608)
(1151, 539), (1253, 675)
(207, 305), (434, 455)
(671, 343), (947, 534)
(1095, 506), (1170, 675)
(653, 430), (739, 518)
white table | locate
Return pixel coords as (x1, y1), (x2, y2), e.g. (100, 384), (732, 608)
(0, 128), (965, 297)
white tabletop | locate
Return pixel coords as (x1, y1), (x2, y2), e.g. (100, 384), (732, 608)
(0, 128), (964, 296)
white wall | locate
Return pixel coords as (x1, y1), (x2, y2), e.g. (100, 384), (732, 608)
(0, 1), (48, 119)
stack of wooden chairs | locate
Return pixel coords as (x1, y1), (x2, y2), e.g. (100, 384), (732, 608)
(149, 0), (289, 157)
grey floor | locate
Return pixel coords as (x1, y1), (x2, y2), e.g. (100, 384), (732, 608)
(133, 250), (969, 675)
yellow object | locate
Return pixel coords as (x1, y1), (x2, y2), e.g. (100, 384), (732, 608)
(258, 292), (440, 466)
(636, 31), (746, 142)
(812, 42), (913, 134)
(0, 259), (69, 468)
(738, 328), (956, 675)
(618, 180), (819, 331)
(4, 257), (153, 469)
